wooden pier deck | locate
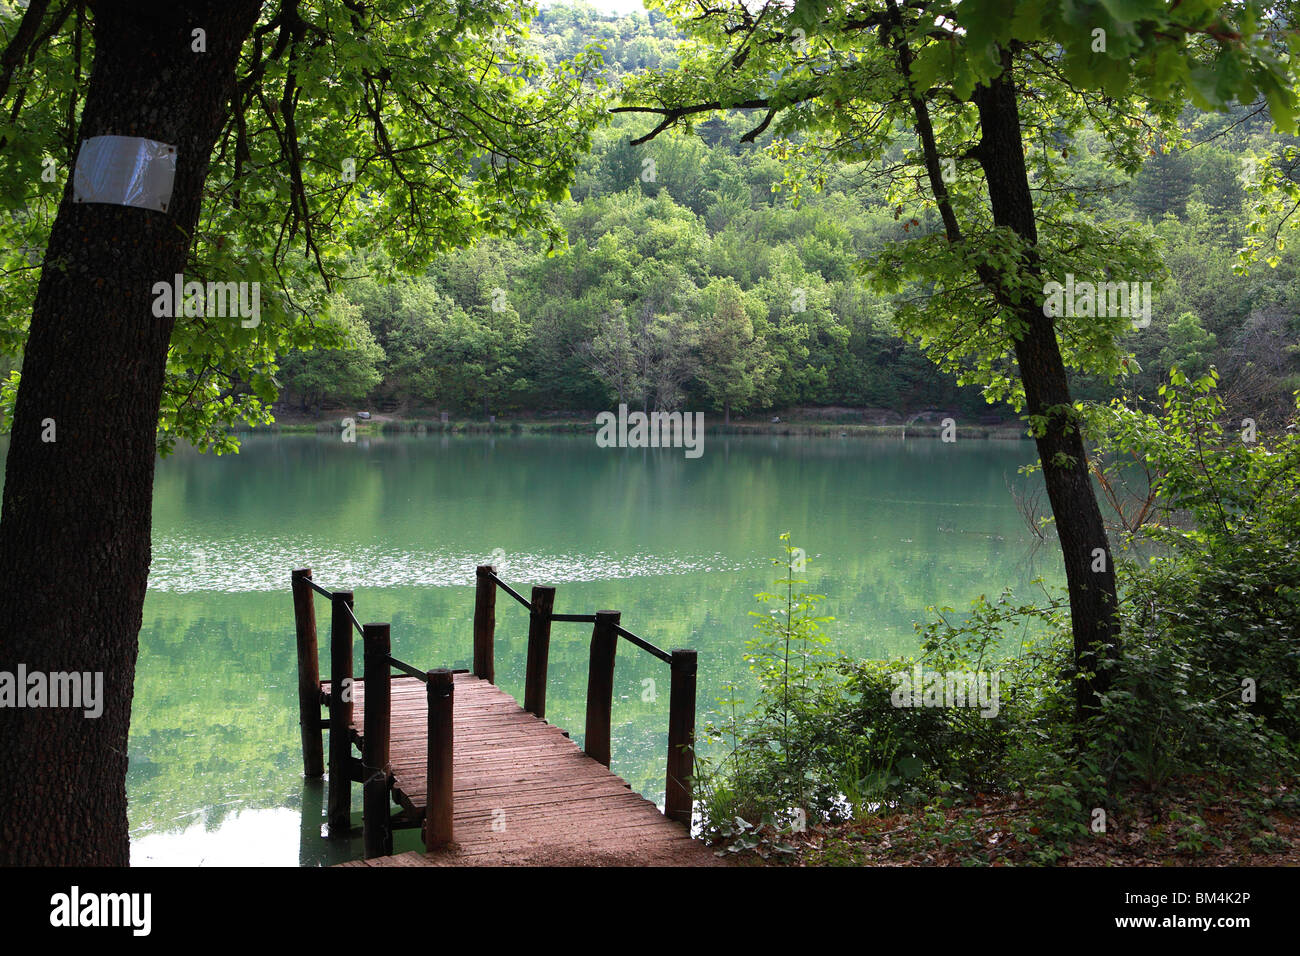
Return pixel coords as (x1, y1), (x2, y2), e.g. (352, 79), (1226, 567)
(331, 673), (719, 866)
(292, 565), (717, 866)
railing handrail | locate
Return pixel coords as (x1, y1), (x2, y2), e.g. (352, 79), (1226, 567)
(388, 654), (429, 682)
(481, 567), (673, 665)
(292, 567), (455, 859)
(306, 577), (333, 599)
(303, 576), (367, 635)
(473, 564), (697, 824)
(305, 566), (677, 681)
(301, 574), (436, 680)
(481, 568), (531, 610)
(612, 623), (672, 665)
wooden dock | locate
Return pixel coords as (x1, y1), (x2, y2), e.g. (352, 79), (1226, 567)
(292, 565), (717, 866)
(332, 673), (719, 866)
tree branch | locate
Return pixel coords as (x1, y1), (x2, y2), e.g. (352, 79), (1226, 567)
(0, 0), (52, 106)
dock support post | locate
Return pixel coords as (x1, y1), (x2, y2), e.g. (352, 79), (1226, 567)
(523, 585), (556, 719)
(583, 611), (620, 767)
(424, 669), (455, 849)
(665, 648), (698, 826)
(362, 623), (393, 859)
(473, 565), (497, 684)
(327, 590), (355, 837)
(292, 568), (324, 777)
(298, 778), (325, 865)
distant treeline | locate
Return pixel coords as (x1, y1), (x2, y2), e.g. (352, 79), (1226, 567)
(277, 2), (1300, 427)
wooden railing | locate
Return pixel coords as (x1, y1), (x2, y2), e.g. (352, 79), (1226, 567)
(472, 565), (699, 825)
(291, 568), (454, 858)
(292, 563), (699, 860)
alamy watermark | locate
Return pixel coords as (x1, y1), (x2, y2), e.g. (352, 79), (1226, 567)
(595, 403), (704, 459)
(50, 886), (150, 936)
(1042, 273), (1152, 329)
(151, 274), (261, 327)
(890, 664), (1001, 718)
(0, 664), (103, 718)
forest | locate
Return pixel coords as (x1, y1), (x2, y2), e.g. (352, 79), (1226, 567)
(274, 2), (1300, 430)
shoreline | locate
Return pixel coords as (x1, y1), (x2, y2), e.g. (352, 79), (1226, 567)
(235, 414), (1032, 441)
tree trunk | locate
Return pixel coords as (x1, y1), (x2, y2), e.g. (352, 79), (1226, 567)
(974, 68), (1120, 716)
(0, 0), (262, 865)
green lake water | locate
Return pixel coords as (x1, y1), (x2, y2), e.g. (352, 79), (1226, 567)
(121, 432), (1058, 865)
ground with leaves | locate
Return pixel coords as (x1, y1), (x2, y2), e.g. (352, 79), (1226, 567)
(714, 781), (1300, 867)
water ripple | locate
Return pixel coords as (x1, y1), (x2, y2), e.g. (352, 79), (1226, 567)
(148, 536), (744, 593)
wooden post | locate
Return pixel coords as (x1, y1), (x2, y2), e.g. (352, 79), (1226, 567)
(665, 648), (697, 826)
(473, 565), (497, 684)
(298, 778), (325, 866)
(362, 623), (393, 859)
(291, 568), (324, 777)
(583, 611), (620, 767)
(523, 585), (556, 719)
(424, 669), (454, 849)
(327, 590), (355, 837)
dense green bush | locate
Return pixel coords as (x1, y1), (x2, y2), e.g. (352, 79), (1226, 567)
(1084, 372), (1300, 789)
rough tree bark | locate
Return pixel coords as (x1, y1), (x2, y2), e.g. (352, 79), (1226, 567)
(972, 68), (1121, 713)
(0, 1), (262, 865)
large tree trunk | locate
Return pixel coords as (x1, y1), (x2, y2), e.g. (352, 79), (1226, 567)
(0, 1), (262, 865)
(974, 68), (1120, 716)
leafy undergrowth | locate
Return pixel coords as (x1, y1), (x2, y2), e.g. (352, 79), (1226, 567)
(712, 779), (1300, 867)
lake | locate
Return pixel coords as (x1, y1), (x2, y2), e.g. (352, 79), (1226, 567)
(124, 431), (1057, 865)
